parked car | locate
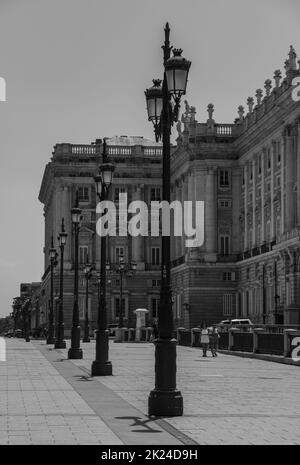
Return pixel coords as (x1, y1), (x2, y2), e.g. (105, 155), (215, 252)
(4, 331), (14, 338)
(107, 324), (118, 337)
(14, 329), (23, 338)
(230, 318), (253, 326)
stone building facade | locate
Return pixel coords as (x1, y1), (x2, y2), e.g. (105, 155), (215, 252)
(170, 46), (300, 328)
(38, 136), (163, 335)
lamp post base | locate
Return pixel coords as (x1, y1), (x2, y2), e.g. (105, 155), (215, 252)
(148, 389), (183, 417)
(91, 360), (112, 376)
(55, 325), (66, 349)
(68, 326), (82, 359)
(91, 329), (112, 375)
(148, 338), (183, 417)
(47, 324), (55, 344)
(68, 347), (83, 359)
(83, 325), (90, 343)
(54, 340), (66, 349)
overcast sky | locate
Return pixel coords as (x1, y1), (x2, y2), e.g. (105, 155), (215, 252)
(0, 0), (299, 317)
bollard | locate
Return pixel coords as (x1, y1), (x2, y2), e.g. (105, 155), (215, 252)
(191, 328), (201, 347)
(176, 327), (185, 345)
(252, 328), (264, 353)
(283, 329), (298, 357)
(228, 327), (239, 350)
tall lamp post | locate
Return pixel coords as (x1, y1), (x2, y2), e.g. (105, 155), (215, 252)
(47, 235), (58, 344)
(109, 258), (137, 342)
(145, 23), (191, 416)
(91, 139), (115, 376)
(68, 191), (83, 359)
(55, 218), (68, 349)
(83, 256), (93, 343)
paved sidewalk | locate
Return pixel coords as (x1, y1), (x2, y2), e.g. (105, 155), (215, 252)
(1, 337), (300, 445)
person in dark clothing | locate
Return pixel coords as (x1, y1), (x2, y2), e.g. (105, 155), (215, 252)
(209, 327), (220, 357)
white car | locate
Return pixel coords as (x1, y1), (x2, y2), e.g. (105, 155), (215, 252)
(230, 318), (253, 326)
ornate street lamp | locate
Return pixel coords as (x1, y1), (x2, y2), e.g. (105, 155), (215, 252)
(109, 258), (137, 342)
(68, 191), (83, 359)
(83, 255), (93, 343)
(145, 23), (191, 417)
(91, 139), (115, 376)
(55, 218), (67, 349)
(47, 235), (57, 344)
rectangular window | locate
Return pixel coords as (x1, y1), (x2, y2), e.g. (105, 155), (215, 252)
(78, 187), (89, 202)
(152, 279), (161, 287)
(218, 199), (232, 208)
(150, 188), (161, 201)
(79, 246), (88, 264)
(151, 247), (160, 265)
(222, 272), (236, 281)
(258, 158), (262, 175)
(219, 170), (229, 188)
(219, 235), (230, 256)
(223, 294), (233, 316)
(151, 298), (159, 319)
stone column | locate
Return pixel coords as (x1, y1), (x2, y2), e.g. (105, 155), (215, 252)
(281, 136), (285, 234)
(177, 182), (182, 258)
(170, 184), (175, 261)
(270, 141), (275, 240)
(261, 151), (265, 242)
(252, 159), (256, 246)
(232, 168), (241, 253)
(182, 175), (189, 255)
(205, 167), (216, 259)
(62, 185), (72, 265)
(131, 185), (144, 269)
(244, 164), (248, 249)
(297, 121), (300, 225)
(285, 126), (296, 231)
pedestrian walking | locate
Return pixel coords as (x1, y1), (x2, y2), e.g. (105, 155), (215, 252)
(200, 324), (209, 357)
(209, 327), (220, 357)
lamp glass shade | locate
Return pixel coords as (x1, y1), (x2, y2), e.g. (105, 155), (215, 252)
(100, 163), (115, 189)
(145, 79), (163, 123)
(71, 207), (82, 224)
(59, 232), (67, 246)
(131, 261), (137, 271)
(165, 49), (191, 97)
(106, 261), (110, 271)
(94, 174), (103, 197)
(49, 247), (56, 259)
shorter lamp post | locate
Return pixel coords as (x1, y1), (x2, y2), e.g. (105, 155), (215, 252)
(47, 235), (58, 344)
(23, 298), (31, 342)
(54, 292), (60, 341)
(68, 192), (83, 359)
(55, 218), (67, 349)
(83, 256), (93, 343)
(91, 148), (115, 376)
(109, 258), (137, 343)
